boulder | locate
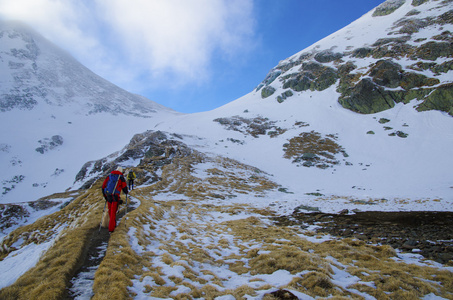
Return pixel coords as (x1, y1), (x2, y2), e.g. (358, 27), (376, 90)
(413, 41), (453, 61)
(283, 62), (338, 92)
(370, 60), (403, 88)
(338, 78), (395, 114)
(417, 83), (453, 115)
(412, 0), (429, 6)
(314, 50), (343, 63)
(261, 86), (276, 99)
(372, 0), (405, 17)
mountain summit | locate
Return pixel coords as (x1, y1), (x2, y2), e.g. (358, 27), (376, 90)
(0, 20), (177, 204)
(0, 20), (171, 117)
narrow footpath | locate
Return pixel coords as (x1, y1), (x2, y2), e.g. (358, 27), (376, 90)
(64, 197), (137, 299)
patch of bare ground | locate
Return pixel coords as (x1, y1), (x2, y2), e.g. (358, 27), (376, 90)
(274, 211), (453, 264)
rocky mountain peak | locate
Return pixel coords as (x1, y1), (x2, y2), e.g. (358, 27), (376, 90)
(0, 20), (171, 117)
(256, 0), (453, 116)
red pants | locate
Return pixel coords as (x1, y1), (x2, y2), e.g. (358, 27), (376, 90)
(107, 201), (119, 232)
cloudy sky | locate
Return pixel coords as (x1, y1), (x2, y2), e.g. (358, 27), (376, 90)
(0, 0), (384, 113)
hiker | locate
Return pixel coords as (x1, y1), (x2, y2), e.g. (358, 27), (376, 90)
(127, 170), (136, 190)
(102, 166), (128, 233)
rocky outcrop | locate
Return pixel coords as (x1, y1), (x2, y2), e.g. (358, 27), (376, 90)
(35, 135), (64, 154)
(372, 0), (406, 17)
(338, 59), (441, 114)
(283, 131), (349, 169)
(277, 90), (293, 103)
(338, 78), (396, 114)
(417, 83), (453, 115)
(261, 86), (276, 98)
(282, 62), (338, 92)
(254, 0), (453, 116)
(213, 116), (287, 138)
(74, 130), (192, 188)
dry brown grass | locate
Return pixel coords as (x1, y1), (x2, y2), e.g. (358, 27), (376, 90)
(136, 153), (278, 201)
(0, 182), (105, 299)
(1, 150), (452, 299)
(283, 130), (347, 168)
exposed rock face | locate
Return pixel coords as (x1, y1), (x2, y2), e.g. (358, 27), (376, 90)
(370, 60), (403, 88)
(213, 116), (287, 138)
(372, 0), (406, 17)
(261, 86), (276, 98)
(282, 62), (338, 92)
(338, 59), (441, 114)
(417, 83), (453, 114)
(255, 0), (453, 116)
(74, 130), (191, 188)
(35, 135), (64, 154)
(339, 78), (396, 114)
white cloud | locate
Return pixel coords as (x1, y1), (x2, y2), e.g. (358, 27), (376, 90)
(96, 0), (256, 84)
(0, 0), (256, 92)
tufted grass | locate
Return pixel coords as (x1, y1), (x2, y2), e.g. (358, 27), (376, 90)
(1, 151), (452, 299)
(0, 183), (104, 299)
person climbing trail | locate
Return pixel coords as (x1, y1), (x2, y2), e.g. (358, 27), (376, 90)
(127, 170), (136, 190)
(102, 166), (128, 233)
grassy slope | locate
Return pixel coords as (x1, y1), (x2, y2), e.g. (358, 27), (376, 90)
(0, 152), (452, 299)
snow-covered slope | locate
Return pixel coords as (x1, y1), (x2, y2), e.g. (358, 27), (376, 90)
(0, 20), (179, 204)
(1, 1), (452, 210)
(1, 1), (453, 298)
(149, 0), (453, 212)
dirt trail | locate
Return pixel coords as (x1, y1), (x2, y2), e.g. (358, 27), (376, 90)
(64, 198), (136, 299)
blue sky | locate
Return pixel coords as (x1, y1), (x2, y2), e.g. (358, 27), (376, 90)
(0, 0), (385, 113)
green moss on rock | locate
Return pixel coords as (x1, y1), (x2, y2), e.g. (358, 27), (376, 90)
(413, 41), (453, 61)
(283, 62), (338, 92)
(261, 86), (276, 99)
(370, 60), (403, 88)
(417, 83), (453, 114)
(400, 72), (440, 90)
(277, 90), (294, 103)
(338, 79), (396, 114)
(314, 50), (343, 63)
(351, 48), (373, 58)
(372, 0), (405, 17)
(412, 0), (429, 6)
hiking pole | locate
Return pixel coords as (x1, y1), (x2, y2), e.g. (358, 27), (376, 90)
(99, 201), (107, 233)
(122, 194), (128, 227)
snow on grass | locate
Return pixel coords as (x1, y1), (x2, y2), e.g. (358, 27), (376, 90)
(0, 239), (54, 289)
(122, 196), (453, 299)
(127, 200), (317, 298)
(69, 241), (108, 299)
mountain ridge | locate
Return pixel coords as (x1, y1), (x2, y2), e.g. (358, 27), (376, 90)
(0, 1), (452, 298)
(0, 20), (179, 204)
(0, 19), (174, 116)
(256, 0), (453, 116)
